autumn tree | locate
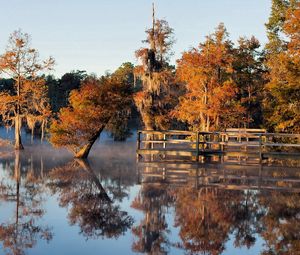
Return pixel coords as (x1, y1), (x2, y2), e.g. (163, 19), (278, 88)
(173, 24), (244, 131)
(49, 75), (132, 158)
(0, 30), (54, 149)
(264, 2), (300, 132)
(134, 6), (182, 131)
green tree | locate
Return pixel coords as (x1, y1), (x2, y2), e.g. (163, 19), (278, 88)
(106, 62), (135, 141)
(233, 36), (265, 127)
(265, 0), (298, 53)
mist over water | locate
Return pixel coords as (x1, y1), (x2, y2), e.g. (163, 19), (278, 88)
(0, 128), (299, 255)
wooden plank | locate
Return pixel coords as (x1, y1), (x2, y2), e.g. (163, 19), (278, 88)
(141, 139), (195, 144)
(137, 161), (300, 172)
(139, 130), (195, 135)
(226, 128), (266, 133)
(137, 149), (196, 156)
(207, 184), (300, 192)
(263, 143), (300, 147)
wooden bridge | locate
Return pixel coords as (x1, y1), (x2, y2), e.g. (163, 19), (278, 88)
(136, 129), (300, 163)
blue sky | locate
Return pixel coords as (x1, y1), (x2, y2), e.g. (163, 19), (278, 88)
(0, 0), (271, 77)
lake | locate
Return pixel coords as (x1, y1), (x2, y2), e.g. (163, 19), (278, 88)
(0, 129), (300, 255)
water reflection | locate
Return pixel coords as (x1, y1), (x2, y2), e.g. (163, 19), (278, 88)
(131, 182), (173, 254)
(0, 143), (300, 255)
(0, 152), (52, 255)
(259, 191), (300, 254)
(173, 187), (259, 254)
(137, 162), (300, 254)
(47, 159), (134, 239)
(0, 142), (137, 254)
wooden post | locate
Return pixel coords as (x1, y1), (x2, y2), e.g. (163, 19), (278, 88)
(136, 131), (141, 163)
(136, 165), (141, 184)
(163, 167), (166, 181)
(259, 134), (262, 163)
(137, 131), (141, 150)
(196, 132), (200, 162)
(220, 133), (224, 154)
(151, 134), (154, 149)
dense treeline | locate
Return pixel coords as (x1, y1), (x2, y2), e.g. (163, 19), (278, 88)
(0, 0), (299, 158)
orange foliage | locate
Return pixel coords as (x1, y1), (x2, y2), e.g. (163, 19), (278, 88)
(50, 76), (132, 157)
(173, 24), (245, 131)
(264, 3), (300, 132)
(0, 30), (54, 149)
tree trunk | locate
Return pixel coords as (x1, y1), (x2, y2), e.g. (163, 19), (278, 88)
(31, 125), (34, 144)
(216, 116), (219, 129)
(206, 116), (210, 132)
(15, 115), (24, 150)
(74, 127), (104, 159)
(41, 120), (45, 143)
(200, 112), (205, 131)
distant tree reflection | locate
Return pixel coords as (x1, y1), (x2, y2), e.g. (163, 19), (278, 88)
(48, 159), (134, 239)
(0, 151), (52, 255)
(259, 191), (300, 255)
(171, 187), (262, 255)
(173, 187), (232, 254)
(131, 180), (174, 255)
(135, 162), (300, 254)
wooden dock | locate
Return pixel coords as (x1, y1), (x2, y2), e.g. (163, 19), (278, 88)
(137, 162), (300, 192)
(136, 129), (300, 162)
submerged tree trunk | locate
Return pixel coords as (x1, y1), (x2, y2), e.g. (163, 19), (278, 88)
(14, 151), (21, 226)
(74, 126), (105, 159)
(75, 159), (111, 202)
(15, 115), (24, 150)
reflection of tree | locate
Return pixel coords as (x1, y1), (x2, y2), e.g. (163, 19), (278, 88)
(131, 182), (173, 255)
(0, 151), (52, 255)
(48, 159), (133, 239)
(259, 191), (300, 255)
(232, 190), (262, 249)
(171, 186), (262, 255)
(173, 187), (232, 254)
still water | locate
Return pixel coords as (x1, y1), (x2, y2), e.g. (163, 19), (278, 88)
(0, 130), (300, 255)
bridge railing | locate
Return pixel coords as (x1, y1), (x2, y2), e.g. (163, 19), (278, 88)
(136, 130), (300, 162)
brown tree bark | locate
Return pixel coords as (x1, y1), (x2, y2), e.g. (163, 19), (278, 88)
(41, 120), (45, 143)
(74, 126), (105, 159)
(14, 115), (24, 150)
